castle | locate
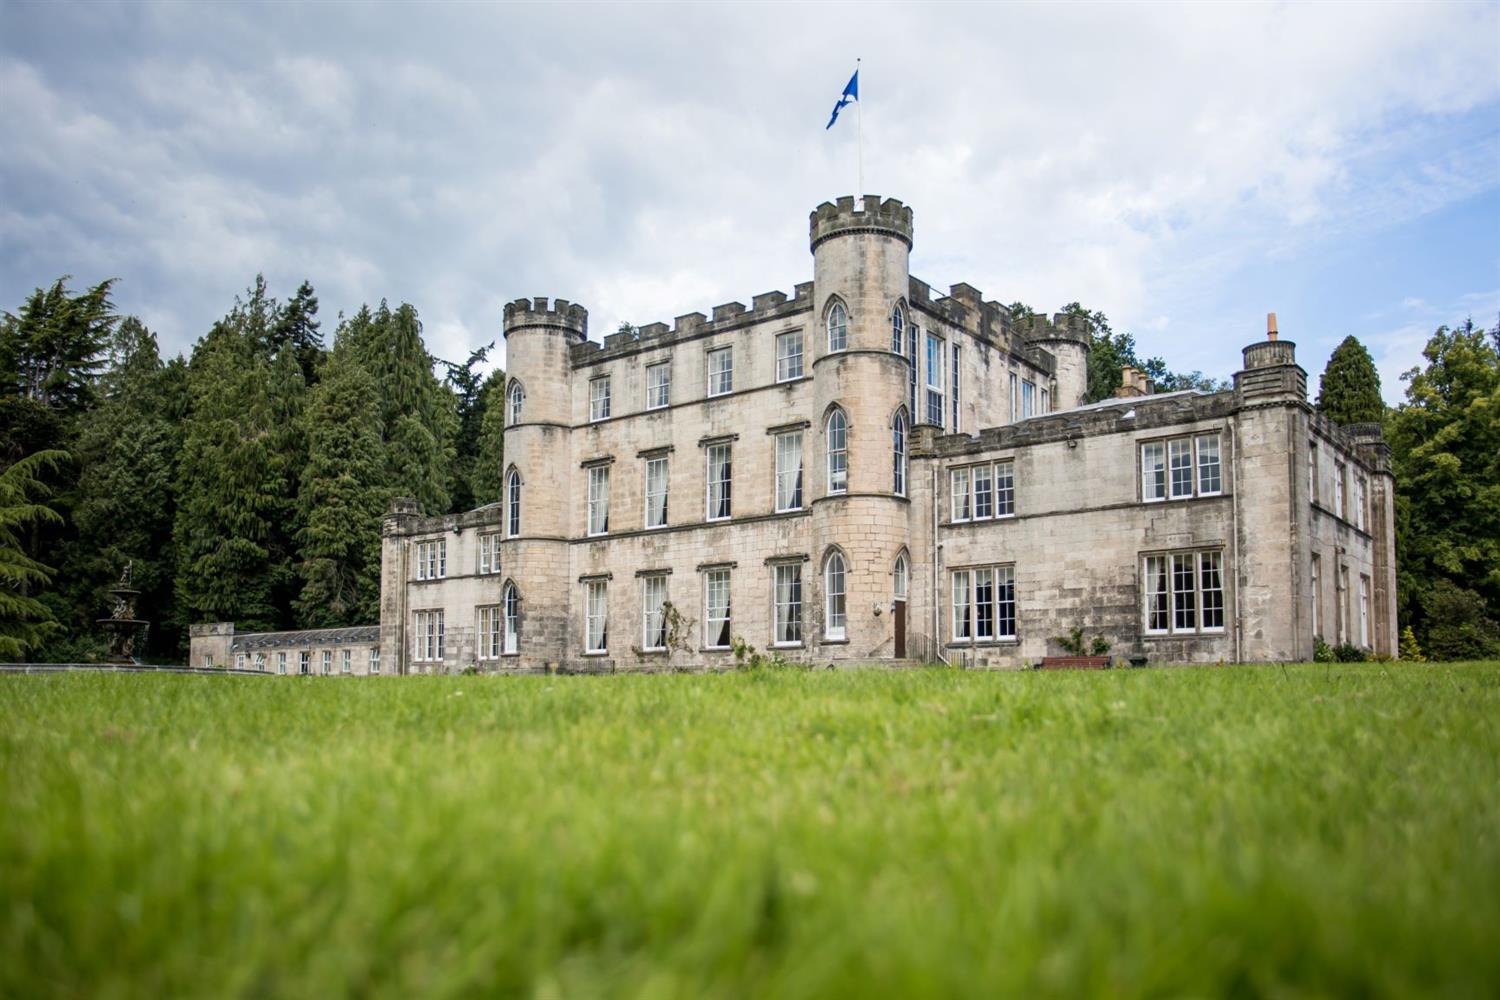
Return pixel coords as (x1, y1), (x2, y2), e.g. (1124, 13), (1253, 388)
(190, 195), (1398, 673)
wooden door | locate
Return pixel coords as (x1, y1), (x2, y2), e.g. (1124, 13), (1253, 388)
(894, 600), (906, 659)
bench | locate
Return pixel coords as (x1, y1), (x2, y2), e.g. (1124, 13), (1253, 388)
(1038, 656), (1111, 670)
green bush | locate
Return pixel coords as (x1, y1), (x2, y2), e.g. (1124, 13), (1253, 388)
(1313, 636), (1335, 663)
(1334, 642), (1368, 663)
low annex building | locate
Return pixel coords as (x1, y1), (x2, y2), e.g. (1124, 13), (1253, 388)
(193, 194), (1398, 673)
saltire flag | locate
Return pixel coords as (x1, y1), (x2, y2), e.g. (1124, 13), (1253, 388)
(825, 67), (859, 129)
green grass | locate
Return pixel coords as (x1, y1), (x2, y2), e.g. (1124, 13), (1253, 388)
(3, 664), (1498, 999)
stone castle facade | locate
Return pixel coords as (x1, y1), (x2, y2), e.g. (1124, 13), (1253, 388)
(191, 194), (1398, 673)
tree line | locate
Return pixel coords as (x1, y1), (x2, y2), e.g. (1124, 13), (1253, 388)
(1, 276), (504, 661)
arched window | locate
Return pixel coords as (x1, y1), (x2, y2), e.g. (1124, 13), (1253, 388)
(824, 550), (847, 640)
(503, 581), (520, 654)
(892, 408), (908, 496)
(505, 469), (522, 538)
(890, 304), (905, 353)
(826, 407), (848, 493)
(894, 553), (908, 601)
(827, 300), (848, 353)
(507, 380), (524, 424)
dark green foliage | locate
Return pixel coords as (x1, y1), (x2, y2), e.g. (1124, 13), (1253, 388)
(1317, 335), (1385, 425)
(469, 369), (507, 506)
(1333, 642), (1368, 663)
(1053, 302), (1229, 403)
(1313, 635), (1334, 662)
(0, 450), (68, 659)
(295, 343), (388, 627)
(0, 277), (116, 418)
(271, 280), (323, 385)
(443, 343), (493, 513)
(1387, 318), (1500, 658)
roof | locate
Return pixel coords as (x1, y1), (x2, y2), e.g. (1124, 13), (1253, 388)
(230, 625), (379, 651)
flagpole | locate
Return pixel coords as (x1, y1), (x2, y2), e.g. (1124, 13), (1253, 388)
(856, 57), (863, 205)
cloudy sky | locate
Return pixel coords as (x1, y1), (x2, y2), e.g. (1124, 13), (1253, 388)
(3, 1), (1498, 401)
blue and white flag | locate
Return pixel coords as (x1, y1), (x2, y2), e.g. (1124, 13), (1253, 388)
(825, 67), (859, 130)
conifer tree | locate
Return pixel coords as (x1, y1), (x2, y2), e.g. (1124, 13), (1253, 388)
(469, 369), (507, 506)
(444, 343), (493, 512)
(1316, 335), (1385, 425)
(295, 342), (387, 626)
(273, 280), (324, 385)
(0, 450), (67, 659)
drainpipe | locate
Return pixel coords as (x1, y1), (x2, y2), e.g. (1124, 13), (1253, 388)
(1231, 414), (1243, 664)
(932, 464), (948, 665)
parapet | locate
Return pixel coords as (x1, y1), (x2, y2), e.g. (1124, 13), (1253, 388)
(1025, 312), (1092, 348)
(502, 297), (588, 340)
(189, 621), (234, 638)
(810, 195), (915, 251)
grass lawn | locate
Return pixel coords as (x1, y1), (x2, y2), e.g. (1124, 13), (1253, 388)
(3, 663), (1498, 998)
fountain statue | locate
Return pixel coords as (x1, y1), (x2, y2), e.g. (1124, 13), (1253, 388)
(97, 562), (149, 663)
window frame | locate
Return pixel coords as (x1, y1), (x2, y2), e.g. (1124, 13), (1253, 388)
(706, 443), (732, 521)
(507, 380), (524, 424)
(478, 605), (502, 660)
(586, 464), (610, 536)
(505, 469), (522, 538)
(775, 330), (804, 383)
(1141, 432), (1225, 503)
(707, 346), (733, 397)
(644, 456), (669, 529)
(950, 564), (1016, 643)
(704, 569), (732, 650)
(826, 300), (848, 353)
(925, 333), (944, 426)
(826, 408), (848, 494)
(890, 304), (905, 354)
(824, 550), (847, 641)
(772, 563), (803, 647)
(584, 580), (608, 654)
(774, 430), (804, 513)
(1142, 550), (1226, 636)
(413, 610), (445, 662)
(479, 532), (501, 575)
(589, 375), (612, 422)
(949, 460), (1015, 522)
(645, 361), (671, 410)
(641, 574), (668, 652)
(503, 582), (520, 655)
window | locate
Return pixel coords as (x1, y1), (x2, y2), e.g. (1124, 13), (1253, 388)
(478, 605), (502, 659)
(1310, 553), (1322, 638)
(827, 301), (848, 352)
(646, 362), (671, 409)
(775, 431), (803, 512)
(235, 653), (245, 671)
(641, 575), (667, 651)
(1196, 435), (1222, 495)
(891, 305), (905, 353)
(1040, 387), (1050, 413)
(204, 653), (214, 667)
(773, 564), (802, 645)
(1334, 462), (1347, 518)
(277, 652), (287, 675)
(254, 652), (265, 672)
(892, 409), (907, 496)
(705, 569), (731, 649)
(587, 465), (610, 536)
(506, 470), (522, 537)
(707, 346), (733, 396)
(1143, 551), (1225, 635)
(1354, 477), (1367, 531)
(950, 461), (1014, 520)
(925, 334), (944, 425)
(479, 533), (501, 575)
(707, 444), (732, 520)
(508, 380), (524, 424)
(321, 650), (332, 675)
(1141, 433), (1224, 502)
(1359, 575), (1370, 647)
(369, 649), (380, 675)
(893, 554), (908, 601)
(907, 323), (918, 419)
(951, 344), (961, 432)
(585, 580), (608, 653)
(503, 582), (520, 654)
(951, 467), (971, 521)
(826, 409), (848, 494)
(589, 376), (611, 422)
(1308, 442), (1318, 503)
(416, 539), (447, 580)
(1009, 372), (1018, 422)
(1336, 566), (1348, 644)
(299, 651), (309, 675)
(342, 649), (351, 674)
(824, 551), (847, 640)
(414, 611), (444, 662)
(952, 566), (1017, 642)
(776, 331), (804, 382)
(1021, 379), (1036, 418)
(645, 457), (669, 528)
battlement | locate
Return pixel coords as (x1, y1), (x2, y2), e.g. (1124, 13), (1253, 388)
(1025, 312), (1092, 347)
(502, 297), (589, 339)
(810, 194), (914, 250)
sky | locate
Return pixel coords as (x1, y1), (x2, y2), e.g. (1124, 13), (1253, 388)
(2, 1), (1498, 403)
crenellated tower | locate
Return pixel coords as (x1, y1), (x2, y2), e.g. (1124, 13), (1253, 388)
(808, 195), (918, 659)
(1025, 312), (1091, 411)
(500, 297), (588, 665)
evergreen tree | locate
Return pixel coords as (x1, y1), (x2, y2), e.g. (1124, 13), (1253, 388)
(0, 450), (67, 659)
(273, 280), (324, 385)
(443, 342), (493, 512)
(295, 342), (387, 626)
(469, 369), (507, 506)
(1387, 317), (1500, 658)
(1317, 335), (1385, 425)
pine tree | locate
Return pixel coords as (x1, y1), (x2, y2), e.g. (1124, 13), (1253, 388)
(1316, 335), (1385, 425)
(273, 280), (324, 385)
(1398, 625), (1425, 662)
(295, 343), (387, 627)
(443, 343), (493, 512)
(469, 369), (507, 505)
(0, 450), (67, 659)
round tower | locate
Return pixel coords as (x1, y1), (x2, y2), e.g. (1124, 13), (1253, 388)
(499, 297), (586, 668)
(807, 196), (917, 660)
(1027, 312), (1091, 411)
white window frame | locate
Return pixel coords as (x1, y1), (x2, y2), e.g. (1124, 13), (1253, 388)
(707, 443), (732, 521)
(893, 554), (908, 601)
(235, 653), (245, 671)
(1021, 379), (1036, 418)
(1334, 462), (1347, 519)
(951, 343), (961, 432)
(1359, 574), (1371, 647)
(503, 582), (520, 655)
(892, 409), (907, 497)
(644, 456), (669, 529)
(586, 465), (610, 536)
(772, 563), (802, 647)
(478, 605), (502, 660)
(950, 565), (1017, 643)
(299, 651), (310, 675)
(1141, 433), (1224, 503)
(1354, 476), (1367, 531)
(645, 361), (671, 410)
(413, 610), (445, 662)
(641, 574), (668, 652)
(1143, 550), (1225, 636)
(1195, 434), (1222, 496)
(704, 569), (731, 650)
(776, 330), (804, 382)
(1040, 387), (1050, 413)
(774, 431), (803, 513)
(277, 652), (287, 675)
(415, 539), (447, 581)
(890, 304), (905, 353)
(925, 334), (944, 426)
(824, 551), (847, 641)
(253, 652), (265, 672)
(479, 532), (501, 575)
(826, 409), (848, 494)
(589, 375), (611, 422)
(584, 580), (608, 654)
(1310, 553), (1321, 638)
(341, 649), (351, 674)
(827, 300), (848, 353)
(506, 470), (522, 538)
(707, 346), (733, 397)
(321, 650), (332, 675)
(950, 467), (971, 522)
(507, 380), (524, 424)
(369, 649), (380, 674)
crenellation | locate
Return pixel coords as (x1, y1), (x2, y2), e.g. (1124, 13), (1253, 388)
(752, 290), (787, 311)
(711, 301), (746, 322)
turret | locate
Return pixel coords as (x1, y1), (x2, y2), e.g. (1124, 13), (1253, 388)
(1235, 312), (1306, 405)
(502, 297), (587, 428)
(1024, 312), (1091, 411)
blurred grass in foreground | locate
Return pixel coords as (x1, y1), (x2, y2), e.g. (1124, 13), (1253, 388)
(2, 663), (1497, 998)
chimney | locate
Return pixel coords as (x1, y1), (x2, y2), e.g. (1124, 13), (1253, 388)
(1114, 365), (1149, 398)
(1267, 312), (1279, 342)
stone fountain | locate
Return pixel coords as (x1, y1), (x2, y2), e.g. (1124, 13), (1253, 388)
(97, 562), (149, 663)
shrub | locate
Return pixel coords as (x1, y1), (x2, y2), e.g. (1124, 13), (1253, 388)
(1398, 626), (1425, 663)
(1420, 581), (1500, 662)
(1313, 636), (1334, 663)
(1054, 626), (1111, 657)
(1333, 642), (1368, 663)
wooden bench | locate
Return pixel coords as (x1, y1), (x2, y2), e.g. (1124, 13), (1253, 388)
(1038, 656), (1111, 670)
